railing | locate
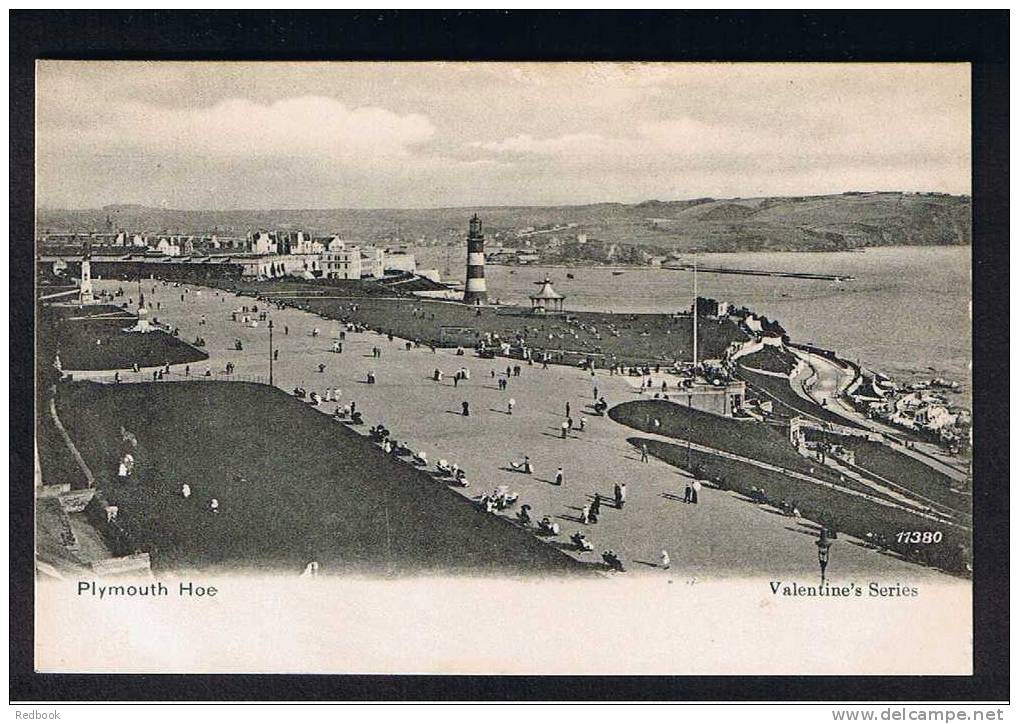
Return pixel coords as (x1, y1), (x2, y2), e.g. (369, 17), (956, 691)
(80, 372), (269, 386)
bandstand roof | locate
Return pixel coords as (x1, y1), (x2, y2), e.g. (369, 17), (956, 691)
(530, 278), (564, 300)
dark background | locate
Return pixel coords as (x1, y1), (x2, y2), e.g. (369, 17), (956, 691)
(10, 10), (1009, 702)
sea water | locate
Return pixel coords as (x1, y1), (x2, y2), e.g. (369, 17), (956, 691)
(421, 246), (972, 407)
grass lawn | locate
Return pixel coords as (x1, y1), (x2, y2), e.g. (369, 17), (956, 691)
(282, 295), (746, 367)
(635, 437), (970, 576)
(608, 399), (867, 490)
(805, 430), (971, 518)
(737, 364), (866, 430)
(55, 381), (589, 576)
(36, 396), (90, 488)
(738, 345), (798, 374)
(43, 304), (208, 371)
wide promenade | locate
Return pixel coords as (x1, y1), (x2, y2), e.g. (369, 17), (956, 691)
(70, 279), (950, 579)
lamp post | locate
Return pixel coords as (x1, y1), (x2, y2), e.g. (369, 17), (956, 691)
(816, 528), (834, 585)
(268, 319), (274, 386)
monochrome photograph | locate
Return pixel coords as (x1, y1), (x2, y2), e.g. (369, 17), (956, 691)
(16, 11), (1003, 689)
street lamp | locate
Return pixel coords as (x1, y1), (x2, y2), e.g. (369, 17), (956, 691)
(816, 528), (834, 585)
(268, 319), (274, 386)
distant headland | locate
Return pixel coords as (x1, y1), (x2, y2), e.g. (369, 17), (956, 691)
(36, 191), (970, 259)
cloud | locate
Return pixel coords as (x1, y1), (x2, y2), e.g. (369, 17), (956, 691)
(472, 133), (611, 155)
(44, 95), (436, 161)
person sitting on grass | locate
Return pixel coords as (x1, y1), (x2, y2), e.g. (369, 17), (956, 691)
(412, 450), (428, 466)
(571, 531), (593, 552)
(537, 516), (560, 536)
(517, 504), (533, 527)
(602, 550), (624, 572)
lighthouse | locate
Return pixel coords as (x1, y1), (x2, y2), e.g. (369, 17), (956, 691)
(463, 214), (487, 305)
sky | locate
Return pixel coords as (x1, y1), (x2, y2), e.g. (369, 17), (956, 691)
(36, 62), (971, 210)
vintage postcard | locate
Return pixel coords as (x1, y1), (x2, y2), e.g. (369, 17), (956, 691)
(32, 60), (976, 676)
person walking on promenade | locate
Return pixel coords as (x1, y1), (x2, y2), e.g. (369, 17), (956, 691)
(581, 504), (591, 525)
(591, 493), (602, 517)
(614, 482), (626, 509)
(555, 467), (564, 486)
(640, 443), (649, 463)
(593, 386), (599, 400)
(453, 373), (459, 388)
(691, 479), (701, 505)
(660, 550), (671, 570)
(462, 400), (470, 417)
(508, 398), (515, 415)
(284, 325), (288, 335)
(566, 401), (571, 418)
(683, 484), (693, 504)
(561, 420), (569, 439)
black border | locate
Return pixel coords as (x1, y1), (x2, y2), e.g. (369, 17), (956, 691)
(10, 10), (1009, 702)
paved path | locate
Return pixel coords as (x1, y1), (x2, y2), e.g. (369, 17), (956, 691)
(792, 348), (970, 483)
(69, 280), (953, 580)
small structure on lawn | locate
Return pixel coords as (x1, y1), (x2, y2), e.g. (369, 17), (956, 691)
(530, 276), (566, 315)
(124, 305), (154, 334)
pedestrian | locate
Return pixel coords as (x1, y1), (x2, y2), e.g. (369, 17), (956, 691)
(561, 421), (569, 439)
(508, 398), (515, 415)
(566, 401), (571, 418)
(660, 550), (671, 570)
(683, 484), (693, 503)
(462, 400), (470, 416)
(579, 417), (587, 432)
(523, 456), (533, 474)
(591, 493), (601, 516)
(691, 479), (701, 505)
(555, 467), (564, 486)
(640, 443), (649, 463)
(185, 365), (190, 376)
(182, 483), (191, 499)
(614, 482), (626, 509)
(593, 386), (598, 400)
(582, 504), (591, 525)
(284, 325), (289, 335)
(274, 349), (279, 361)
(567, 416), (574, 430)
(453, 374), (459, 388)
